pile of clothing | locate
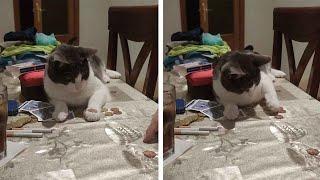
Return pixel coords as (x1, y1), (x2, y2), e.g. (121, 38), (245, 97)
(164, 28), (231, 71)
(0, 27), (61, 101)
(0, 27), (60, 70)
(165, 28), (231, 100)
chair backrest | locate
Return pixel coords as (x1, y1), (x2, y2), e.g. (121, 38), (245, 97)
(107, 6), (158, 99)
(272, 7), (320, 99)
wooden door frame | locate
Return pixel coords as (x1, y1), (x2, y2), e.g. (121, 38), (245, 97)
(13, 0), (79, 45)
(179, 0), (244, 49)
(13, 0), (21, 31)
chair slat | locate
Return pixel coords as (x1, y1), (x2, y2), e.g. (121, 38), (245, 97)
(143, 43), (158, 98)
(284, 34), (296, 84)
(272, 31), (282, 69)
(307, 44), (320, 98)
(130, 41), (152, 86)
(107, 31), (118, 70)
(119, 35), (132, 85)
(295, 41), (317, 85)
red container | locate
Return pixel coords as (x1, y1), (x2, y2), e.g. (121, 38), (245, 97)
(186, 69), (215, 100)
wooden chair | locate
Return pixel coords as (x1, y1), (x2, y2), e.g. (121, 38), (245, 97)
(107, 6), (158, 99)
(272, 7), (320, 99)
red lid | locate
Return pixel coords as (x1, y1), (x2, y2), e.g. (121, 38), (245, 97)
(186, 69), (214, 86)
(19, 70), (45, 87)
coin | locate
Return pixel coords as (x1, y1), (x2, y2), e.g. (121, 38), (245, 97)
(307, 148), (319, 156)
(143, 150), (157, 158)
(105, 111), (113, 116)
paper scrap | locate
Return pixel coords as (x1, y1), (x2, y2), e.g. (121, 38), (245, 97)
(164, 138), (193, 166)
(0, 141), (28, 168)
(200, 166), (243, 180)
(36, 169), (76, 180)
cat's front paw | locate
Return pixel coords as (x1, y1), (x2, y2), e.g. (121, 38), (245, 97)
(271, 69), (286, 78)
(102, 74), (111, 83)
(224, 105), (239, 120)
(106, 70), (121, 79)
(266, 98), (280, 113)
(84, 108), (101, 122)
(53, 111), (68, 122)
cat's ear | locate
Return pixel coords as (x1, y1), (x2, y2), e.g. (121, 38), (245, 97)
(251, 54), (271, 67)
(244, 45), (254, 51)
(78, 47), (97, 57)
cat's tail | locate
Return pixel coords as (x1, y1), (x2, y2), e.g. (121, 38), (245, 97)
(105, 69), (121, 79)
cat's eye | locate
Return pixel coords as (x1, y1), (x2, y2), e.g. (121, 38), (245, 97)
(229, 74), (238, 79)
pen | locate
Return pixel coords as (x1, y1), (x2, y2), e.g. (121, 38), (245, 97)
(6, 131), (43, 138)
(11, 128), (53, 133)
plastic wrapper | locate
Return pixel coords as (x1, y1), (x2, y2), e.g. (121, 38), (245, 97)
(105, 121), (142, 145)
(270, 121), (306, 143)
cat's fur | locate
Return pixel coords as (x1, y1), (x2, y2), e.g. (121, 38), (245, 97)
(44, 44), (121, 122)
(212, 46), (286, 120)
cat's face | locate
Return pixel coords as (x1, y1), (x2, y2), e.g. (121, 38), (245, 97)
(47, 44), (97, 92)
(217, 46), (271, 94)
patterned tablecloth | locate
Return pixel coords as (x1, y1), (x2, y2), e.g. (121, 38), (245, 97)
(164, 77), (320, 180)
(0, 78), (158, 180)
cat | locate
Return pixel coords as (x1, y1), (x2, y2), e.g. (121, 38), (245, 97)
(212, 46), (286, 120)
(44, 44), (121, 122)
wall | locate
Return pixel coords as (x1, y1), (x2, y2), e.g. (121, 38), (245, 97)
(244, 0), (273, 56)
(0, 0), (15, 40)
(163, 0), (181, 55)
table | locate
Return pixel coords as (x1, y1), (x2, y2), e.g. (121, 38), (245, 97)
(0, 78), (158, 180)
(164, 77), (320, 179)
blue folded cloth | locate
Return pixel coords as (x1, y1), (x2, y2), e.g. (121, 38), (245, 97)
(0, 56), (13, 68)
(35, 33), (58, 46)
(202, 33), (224, 46)
(164, 56), (181, 70)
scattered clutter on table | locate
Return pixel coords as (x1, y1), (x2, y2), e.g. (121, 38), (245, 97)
(6, 113), (36, 129)
(6, 128), (53, 138)
(19, 100), (74, 122)
(104, 121), (158, 171)
(174, 113), (206, 127)
(185, 99), (224, 120)
(164, 28), (231, 101)
(173, 99), (223, 136)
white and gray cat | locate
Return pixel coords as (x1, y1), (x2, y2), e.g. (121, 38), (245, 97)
(44, 44), (121, 122)
(213, 46), (286, 120)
